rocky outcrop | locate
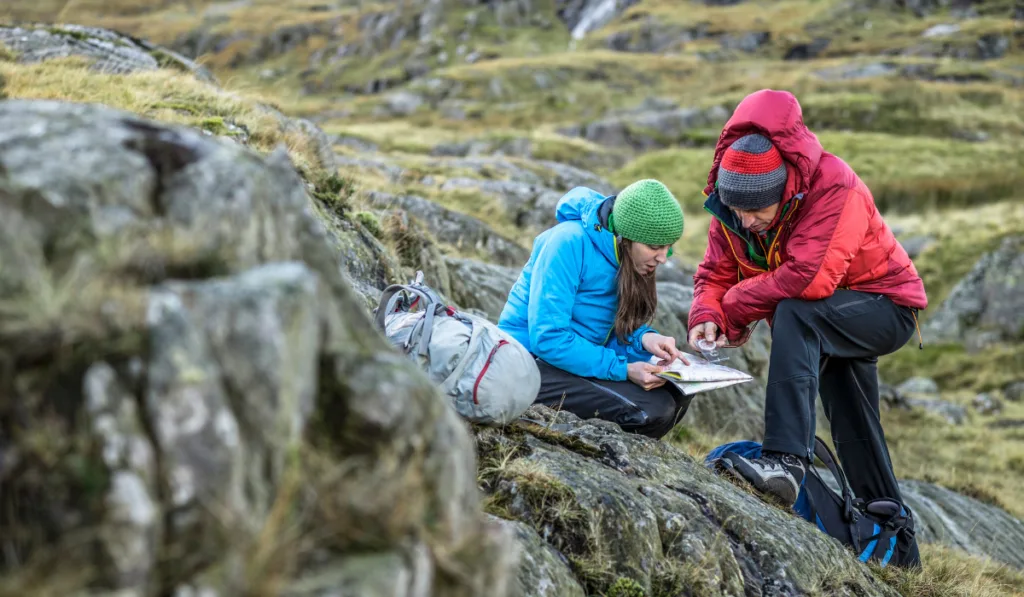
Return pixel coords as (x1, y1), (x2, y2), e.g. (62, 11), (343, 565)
(0, 99), (514, 596)
(605, 19), (711, 53)
(0, 23), (338, 173)
(924, 235), (1024, 349)
(444, 257), (522, 321)
(0, 23), (215, 81)
(481, 406), (902, 597)
(363, 191), (531, 267)
(490, 406), (1024, 596)
(559, 103), (730, 151)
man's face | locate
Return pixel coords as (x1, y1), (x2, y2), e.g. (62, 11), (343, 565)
(732, 203), (781, 233)
(628, 241), (670, 276)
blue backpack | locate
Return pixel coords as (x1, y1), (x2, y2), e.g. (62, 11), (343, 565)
(705, 436), (919, 569)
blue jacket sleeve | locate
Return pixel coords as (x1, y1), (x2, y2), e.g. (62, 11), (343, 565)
(625, 324), (656, 362)
(528, 228), (629, 381)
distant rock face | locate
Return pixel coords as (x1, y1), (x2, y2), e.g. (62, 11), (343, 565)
(604, 19), (711, 53)
(481, 406), (901, 597)
(559, 104), (730, 151)
(0, 23), (215, 81)
(0, 99), (514, 596)
(924, 235), (1024, 349)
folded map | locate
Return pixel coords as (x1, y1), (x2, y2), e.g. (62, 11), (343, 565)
(648, 354), (754, 396)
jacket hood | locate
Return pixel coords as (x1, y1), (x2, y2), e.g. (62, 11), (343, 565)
(555, 186), (619, 267)
(704, 89), (823, 202)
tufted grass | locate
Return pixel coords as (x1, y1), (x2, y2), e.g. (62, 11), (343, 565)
(0, 56), (329, 173)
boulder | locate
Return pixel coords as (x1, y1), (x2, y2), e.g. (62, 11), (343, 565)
(924, 235), (1024, 349)
(0, 23), (215, 81)
(0, 99), (514, 596)
(444, 257), (520, 322)
(479, 406), (901, 596)
(901, 480), (1024, 569)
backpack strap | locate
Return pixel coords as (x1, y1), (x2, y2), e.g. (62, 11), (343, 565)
(811, 436), (857, 525)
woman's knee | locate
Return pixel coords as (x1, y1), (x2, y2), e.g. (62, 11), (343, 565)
(641, 387), (686, 437)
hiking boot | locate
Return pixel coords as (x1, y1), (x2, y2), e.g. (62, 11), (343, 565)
(723, 451), (807, 507)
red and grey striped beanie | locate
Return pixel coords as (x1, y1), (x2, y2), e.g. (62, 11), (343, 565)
(717, 133), (787, 210)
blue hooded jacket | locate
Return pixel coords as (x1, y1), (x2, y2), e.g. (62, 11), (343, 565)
(497, 187), (658, 381)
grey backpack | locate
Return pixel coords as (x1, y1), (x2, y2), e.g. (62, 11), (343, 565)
(373, 272), (540, 425)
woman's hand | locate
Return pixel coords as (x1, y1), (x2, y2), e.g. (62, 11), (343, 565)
(627, 362), (668, 390)
(642, 333), (688, 366)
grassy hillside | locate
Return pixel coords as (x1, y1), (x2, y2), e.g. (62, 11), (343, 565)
(3, 0), (1024, 594)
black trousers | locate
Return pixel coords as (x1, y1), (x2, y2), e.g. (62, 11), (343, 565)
(762, 289), (916, 506)
(533, 358), (692, 439)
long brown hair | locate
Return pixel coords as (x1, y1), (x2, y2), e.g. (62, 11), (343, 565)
(615, 238), (658, 343)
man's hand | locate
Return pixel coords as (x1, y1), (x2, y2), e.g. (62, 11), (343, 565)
(688, 321), (728, 351)
(627, 361), (668, 391)
(642, 333), (688, 366)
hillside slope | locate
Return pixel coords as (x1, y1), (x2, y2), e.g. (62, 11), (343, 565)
(2, 1), (1024, 595)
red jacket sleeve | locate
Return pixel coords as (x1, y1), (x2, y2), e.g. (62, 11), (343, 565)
(689, 219), (739, 335)
(721, 187), (871, 331)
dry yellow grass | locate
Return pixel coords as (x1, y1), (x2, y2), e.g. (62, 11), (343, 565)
(0, 56), (327, 172)
(874, 543), (1024, 597)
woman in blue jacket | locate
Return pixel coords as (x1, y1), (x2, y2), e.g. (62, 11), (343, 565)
(497, 179), (691, 438)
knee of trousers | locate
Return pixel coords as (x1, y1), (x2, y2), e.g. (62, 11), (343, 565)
(646, 390), (683, 430)
(773, 297), (815, 326)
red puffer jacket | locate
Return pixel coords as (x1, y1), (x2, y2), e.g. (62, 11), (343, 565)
(688, 89), (928, 342)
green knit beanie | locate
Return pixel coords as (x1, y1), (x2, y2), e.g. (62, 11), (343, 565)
(609, 179), (684, 246)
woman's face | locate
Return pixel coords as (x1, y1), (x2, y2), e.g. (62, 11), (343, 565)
(628, 241), (670, 276)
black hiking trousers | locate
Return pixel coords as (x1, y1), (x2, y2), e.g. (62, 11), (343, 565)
(762, 289), (921, 564)
(532, 358), (693, 439)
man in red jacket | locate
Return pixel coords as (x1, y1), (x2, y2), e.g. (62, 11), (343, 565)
(688, 89), (927, 557)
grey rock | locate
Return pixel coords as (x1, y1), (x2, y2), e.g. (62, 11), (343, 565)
(0, 23), (215, 82)
(381, 91), (425, 117)
(784, 37), (832, 60)
(655, 259), (696, 286)
(907, 399), (969, 425)
(972, 392), (1003, 415)
(719, 31), (771, 53)
(922, 23), (961, 37)
(422, 156), (613, 232)
(492, 517), (586, 597)
(900, 234), (936, 258)
(924, 236), (1024, 348)
(0, 99), (514, 595)
(605, 19), (710, 53)
(815, 470), (1024, 569)
(879, 383), (911, 410)
(363, 191), (530, 267)
(444, 257), (520, 322)
(479, 407), (901, 596)
(561, 105), (729, 150)
(901, 480), (1024, 568)
(814, 62), (898, 81)
(897, 376), (940, 397)
(1004, 381), (1024, 402)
